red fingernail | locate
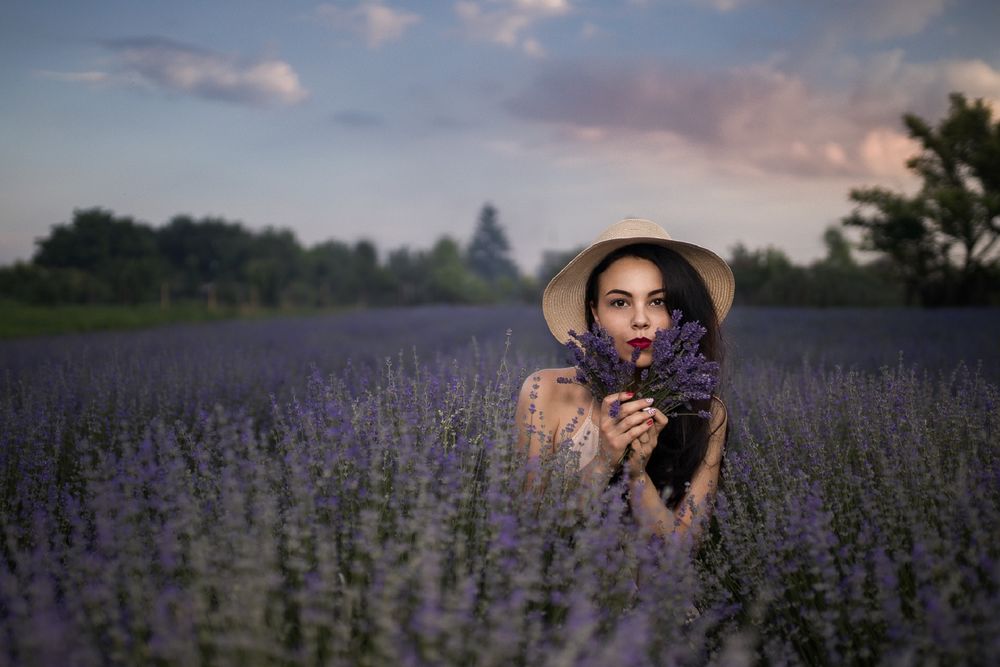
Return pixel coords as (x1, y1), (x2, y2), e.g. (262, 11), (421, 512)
(625, 392), (634, 397)
(646, 418), (653, 425)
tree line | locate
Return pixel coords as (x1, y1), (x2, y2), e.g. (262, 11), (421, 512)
(0, 207), (918, 310)
(0, 204), (899, 309)
(1, 92), (997, 309)
(0, 204), (533, 308)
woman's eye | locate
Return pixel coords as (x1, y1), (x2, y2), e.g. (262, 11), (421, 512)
(610, 298), (627, 308)
(651, 298), (665, 307)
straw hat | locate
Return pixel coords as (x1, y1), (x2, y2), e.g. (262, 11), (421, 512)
(542, 218), (735, 344)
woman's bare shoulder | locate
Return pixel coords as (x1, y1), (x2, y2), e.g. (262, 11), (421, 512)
(517, 368), (590, 443)
(522, 367), (581, 393)
(519, 367), (588, 408)
(524, 366), (576, 383)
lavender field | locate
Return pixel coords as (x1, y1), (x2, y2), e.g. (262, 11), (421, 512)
(1, 305), (998, 666)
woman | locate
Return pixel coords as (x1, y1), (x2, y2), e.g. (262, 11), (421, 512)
(514, 218), (734, 547)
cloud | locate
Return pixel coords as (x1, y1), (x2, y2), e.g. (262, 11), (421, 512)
(332, 109), (385, 127)
(858, 127), (919, 176)
(522, 37), (545, 57)
(689, 0), (747, 11)
(833, 0), (950, 40)
(426, 113), (468, 129)
(33, 69), (110, 83)
(683, 0), (950, 41)
(454, 0), (571, 57)
(579, 22), (600, 39)
(839, 51), (1000, 122)
(506, 54), (1000, 178)
(316, 1), (420, 48)
(100, 37), (308, 106)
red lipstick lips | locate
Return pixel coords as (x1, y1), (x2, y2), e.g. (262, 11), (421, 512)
(627, 338), (651, 350)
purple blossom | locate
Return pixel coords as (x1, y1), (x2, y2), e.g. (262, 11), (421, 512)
(557, 310), (720, 421)
(0, 305), (996, 664)
(556, 326), (641, 410)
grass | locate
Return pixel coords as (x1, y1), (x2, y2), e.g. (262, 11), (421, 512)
(0, 300), (355, 339)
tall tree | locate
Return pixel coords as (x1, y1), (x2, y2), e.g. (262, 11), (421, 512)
(34, 207), (163, 303)
(157, 214), (254, 294)
(842, 93), (1000, 305)
(386, 246), (425, 304)
(821, 226), (854, 268)
(351, 239), (387, 306)
(245, 227), (304, 307)
(308, 240), (357, 305)
(727, 243), (802, 305)
(465, 203), (520, 285)
(429, 236), (487, 303)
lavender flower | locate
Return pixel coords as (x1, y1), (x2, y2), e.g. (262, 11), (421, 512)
(555, 324), (642, 413)
(1, 306), (997, 665)
(557, 309), (720, 422)
(555, 311), (721, 509)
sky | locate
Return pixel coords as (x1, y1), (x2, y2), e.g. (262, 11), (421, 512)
(2, 0), (1000, 276)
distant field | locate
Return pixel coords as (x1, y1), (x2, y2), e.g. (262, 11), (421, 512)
(1, 305), (998, 664)
(0, 300), (353, 339)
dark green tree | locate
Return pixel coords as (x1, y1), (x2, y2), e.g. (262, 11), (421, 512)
(725, 234), (903, 307)
(245, 227), (304, 307)
(429, 236), (488, 303)
(843, 93), (1000, 305)
(465, 204), (520, 286)
(307, 240), (358, 305)
(33, 207), (163, 303)
(821, 226), (854, 268)
(727, 243), (806, 305)
(386, 246), (427, 305)
(157, 215), (254, 300)
(0, 262), (109, 304)
(805, 226), (903, 306)
(351, 239), (397, 306)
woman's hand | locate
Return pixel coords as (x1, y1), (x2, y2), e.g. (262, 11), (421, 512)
(595, 392), (668, 476)
(623, 406), (668, 480)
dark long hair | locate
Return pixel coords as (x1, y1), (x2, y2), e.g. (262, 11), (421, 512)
(584, 243), (729, 511)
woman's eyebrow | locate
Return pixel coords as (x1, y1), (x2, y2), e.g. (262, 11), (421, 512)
(604, 288), (666, 297)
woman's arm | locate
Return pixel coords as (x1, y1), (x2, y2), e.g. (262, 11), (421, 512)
(570, 438), (619, 506)
(514, 371), (554, 491)
(573, 393), (662, 507)
(627, 398), (728, 545)
(515, 374), (647, 499)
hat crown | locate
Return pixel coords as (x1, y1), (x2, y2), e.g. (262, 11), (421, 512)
(595, 218), (673, 244)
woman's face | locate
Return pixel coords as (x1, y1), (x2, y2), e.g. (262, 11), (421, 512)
(590, 256), (671, 368)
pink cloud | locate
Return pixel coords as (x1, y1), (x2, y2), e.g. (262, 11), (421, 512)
(317, 1), (421, 48)
(506, 54), (1000, 178)
(102, 37), (308, 106)
(454, 0), (571, 57)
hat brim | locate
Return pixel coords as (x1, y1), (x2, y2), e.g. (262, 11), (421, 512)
(542, 234), (734, 345)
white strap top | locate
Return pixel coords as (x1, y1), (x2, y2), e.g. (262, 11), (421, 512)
(566, 396), (599, 470)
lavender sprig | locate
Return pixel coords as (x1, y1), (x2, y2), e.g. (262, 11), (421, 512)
(557, 309), (720, 470)
(556, 323), (642, 407)
(629, 309), (720, 419)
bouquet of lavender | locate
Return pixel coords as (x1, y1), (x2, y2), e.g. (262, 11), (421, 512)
(557, 309), (720, 466)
